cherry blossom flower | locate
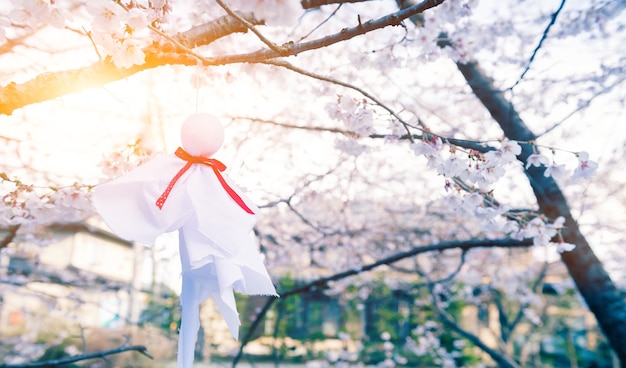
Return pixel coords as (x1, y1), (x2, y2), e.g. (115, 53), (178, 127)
(335, 138), (367, 156)
(503, 220), (525, 240)
(555, 240), (576, 253)
(500, 140), (522, 160)
(413, 21), (440, 53)
(571, 151), (599, 181)
(8, 0), (66, 29)
(47, 7), (66, 29)
(87, 0), (124, 33)
(410, 138), (443, 168)
(410, 141), (438, 156)
(388, 120), (406, 137)
(339, 96), (357, 114)
(476, 163), (505, 188)
(443, 193), (464, 212)
(436, 155), (467, 177)
(456, 164), (479, 184)
(112, 39), (146, 68)
(483, 140), (521, 166)
(461, 192), (483, 212)
(523, 217), (558, 246)
(526, 153), (550, 169)
(9, 0), (50, 29)
(127, 8), (149, 31)
(345, 108), (374, 137)
(325, 102), (343, 121)
(544, 162), (567, 179)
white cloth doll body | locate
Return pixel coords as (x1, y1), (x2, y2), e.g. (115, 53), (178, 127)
(92, 114), (277, 368)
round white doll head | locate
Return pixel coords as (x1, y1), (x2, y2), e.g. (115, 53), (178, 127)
(180, 113), (225, 157)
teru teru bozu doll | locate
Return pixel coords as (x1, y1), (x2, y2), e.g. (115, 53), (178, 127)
(92, 113), (278, 368)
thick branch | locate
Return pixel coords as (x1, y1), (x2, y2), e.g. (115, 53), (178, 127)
(0, 225), (20, 249)
(301, 0), (373, 9)
(1, 1), (443, 115)
(205, 0), (444, 65)
(0, 344), (152, 368)
(0, 12), (262, 116)
(169, 12), (263, 50)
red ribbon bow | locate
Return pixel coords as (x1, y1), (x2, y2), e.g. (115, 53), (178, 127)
(155, 147), (254, 214)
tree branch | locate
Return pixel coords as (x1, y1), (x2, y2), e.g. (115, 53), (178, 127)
(233, 237), (532, 366)
(0, 344), (152, 368)
(301, 0), (374, 9)
(261, 59), (417, 139)
(432, 295), (521, 368)
(0, 12), (262, 116)
(215, 0), (284, 54)
(416, 267), (521, 368)
(0, 225), (20, 249)
(509, 0), (566, 90)
(206, 0), (444, 65)
(234, 115), (496, 153)
(1, 1), (444, 116)
(504, 262), (548, 343)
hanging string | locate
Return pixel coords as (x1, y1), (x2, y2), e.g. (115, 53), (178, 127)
(194, 74), (199, 114)
(194, 59), (202, 113)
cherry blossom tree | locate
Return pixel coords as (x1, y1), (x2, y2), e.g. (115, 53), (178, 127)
(1, 0), (625, 366)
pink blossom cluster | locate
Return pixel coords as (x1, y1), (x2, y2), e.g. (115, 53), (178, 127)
(0, 180), (93, 245)
(326, 95), (376, 155)
(86, 0), (169, 68)
(326, 96), (375, 138)
(409, 136), (598, 253)
(0, 0), (169, 68)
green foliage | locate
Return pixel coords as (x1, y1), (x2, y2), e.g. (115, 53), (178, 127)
(234, 275), (610, 366)
(138, 287), (180, 337)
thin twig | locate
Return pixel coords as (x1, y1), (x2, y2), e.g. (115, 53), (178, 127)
(299, 4), (343, 41)
(423, 272), (521, 368)
(203, 0), (445, 64)
(261, 59), (418, 141)
(215, 0), (286, 55)
(538, 74), (626, 137)
(509, 0), (566, 90)
(0, 134), (20, 141)
(234, 115), (496, 153)
(79, 324), (87, 354)
(82, 27), (102, 61)
(409, 249), (467, 286)
(301, 0), (374, 9)
(0, 345), (152, 368)
(504, 262), (548, 341)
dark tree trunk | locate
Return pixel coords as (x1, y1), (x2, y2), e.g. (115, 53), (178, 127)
(455, 59), (626, 363)
(396, 0), (626, 361)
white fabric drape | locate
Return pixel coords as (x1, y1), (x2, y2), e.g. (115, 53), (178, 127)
(92, 153), (277, 368)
